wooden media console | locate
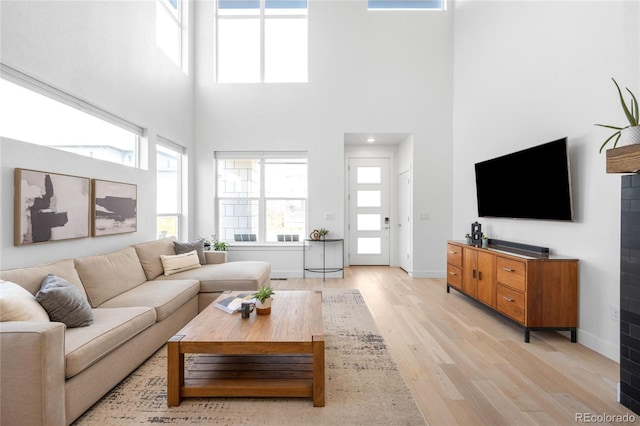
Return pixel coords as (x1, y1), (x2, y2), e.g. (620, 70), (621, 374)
(446, 240), (578, 343)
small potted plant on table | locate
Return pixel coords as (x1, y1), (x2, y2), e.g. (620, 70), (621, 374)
(252, 285), (275, 315)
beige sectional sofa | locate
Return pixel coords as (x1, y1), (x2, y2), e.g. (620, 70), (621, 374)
(0, 237), (271, 426)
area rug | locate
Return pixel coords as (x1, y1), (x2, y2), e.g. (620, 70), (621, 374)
(73, 289), (426, 425)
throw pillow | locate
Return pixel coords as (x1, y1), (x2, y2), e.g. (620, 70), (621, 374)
(0, 280), (50, 322)
(160, 250), (202, 276)
(174, 239), (206, 265)
(36, 274), (93, 328)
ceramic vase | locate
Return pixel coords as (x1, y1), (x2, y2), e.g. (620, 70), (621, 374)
(256, 297), (272, 315)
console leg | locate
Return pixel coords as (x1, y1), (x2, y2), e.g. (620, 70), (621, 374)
(571, 328), (577, 343)
(524, 328), (530, 343)
(446, 284), (450, 293)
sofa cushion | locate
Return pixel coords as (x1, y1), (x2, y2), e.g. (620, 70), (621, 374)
(97, 279), (199, 321)
(174, 239), (206, 265)
(161, 251), (202, 276)
(0, 281), (50, 322)
(155, 261), (271, 293)
(0, 258), (86, 298)
(75, 247), (148, 308)
(64, 306), (156, 378)
(36, 274), (93, 328)
(133, 237), (177, 280)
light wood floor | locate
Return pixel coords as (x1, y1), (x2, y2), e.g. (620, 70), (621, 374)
(272, 266), (636, 426)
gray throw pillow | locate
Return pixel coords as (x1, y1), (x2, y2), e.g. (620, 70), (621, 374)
(36, 274), (93, 328)
(174, 239), (206, 265)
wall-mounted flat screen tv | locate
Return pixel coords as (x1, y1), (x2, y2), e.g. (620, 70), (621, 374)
(474, 137), (573, 221)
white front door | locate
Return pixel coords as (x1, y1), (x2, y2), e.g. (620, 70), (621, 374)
(348, 158), (390, 265)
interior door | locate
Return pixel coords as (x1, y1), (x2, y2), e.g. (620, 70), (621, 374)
(348, 158), (390, 265)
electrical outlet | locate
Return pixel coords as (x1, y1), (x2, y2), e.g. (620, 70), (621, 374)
(611, 305), (620, 321)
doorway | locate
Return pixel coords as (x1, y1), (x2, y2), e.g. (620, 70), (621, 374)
(348, 158), (390, 265)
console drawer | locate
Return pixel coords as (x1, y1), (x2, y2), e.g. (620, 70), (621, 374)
(497, 285), (525, 324)
(496, 257), (526, 292)
(447, 264), (462, 290)
(447, 244), (462, 268)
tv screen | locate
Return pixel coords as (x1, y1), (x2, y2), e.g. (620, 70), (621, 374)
(474, 137), (573, 221)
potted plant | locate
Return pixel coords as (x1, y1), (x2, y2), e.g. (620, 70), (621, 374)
(465, 233), (472, 245)
(318, 228), (329, 239)
(481, 233), (489, 249)
(252, 285), (275, 315)
(202, 234), (227, 251)
(595, 78), (640, 152)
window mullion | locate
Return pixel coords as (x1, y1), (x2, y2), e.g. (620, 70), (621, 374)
(259, 158), (266, 242)
(260, 0), (266, 82)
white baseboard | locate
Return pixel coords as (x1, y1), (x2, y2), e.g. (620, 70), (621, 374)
(576, 329), (618, 362)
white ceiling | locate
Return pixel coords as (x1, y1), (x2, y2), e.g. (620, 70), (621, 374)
(344, 132), (411, 145)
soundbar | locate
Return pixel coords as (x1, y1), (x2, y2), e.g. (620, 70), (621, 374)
(488, 238), (550, 255)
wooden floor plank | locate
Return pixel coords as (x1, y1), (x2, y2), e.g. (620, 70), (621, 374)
(275, 266), (634, 425)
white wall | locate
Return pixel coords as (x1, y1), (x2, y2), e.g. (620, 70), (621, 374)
(1, 138), (155, 268)
(0, 0), (194, 267)
(452, 0), (640, 360)
(193, 0), (454, 278)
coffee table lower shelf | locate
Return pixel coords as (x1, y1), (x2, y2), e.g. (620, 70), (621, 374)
(167, 337), (325, 407)
(182, 354), (315, 398)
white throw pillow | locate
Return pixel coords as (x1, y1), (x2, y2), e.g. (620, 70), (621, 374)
(0, 280), (50, 322)
(160, 250), (202, 276)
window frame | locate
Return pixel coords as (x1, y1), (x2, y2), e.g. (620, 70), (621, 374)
(215, 152), (308, 244)
(156, 137), (186, 241)
(157, 0), (188, 71)
(0, 64), (143, 168)
(367, 0), (445, 10)
(214, 0), (308, 83)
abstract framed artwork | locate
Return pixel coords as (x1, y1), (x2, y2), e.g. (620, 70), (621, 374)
(14, 168), (91, 245)
(92, 179), (137, 236)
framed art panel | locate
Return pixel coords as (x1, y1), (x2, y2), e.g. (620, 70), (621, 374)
(92, 179), (137, 236)
(14, 168), (91, 245)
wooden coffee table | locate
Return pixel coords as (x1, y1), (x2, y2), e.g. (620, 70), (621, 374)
(167, 290), (325, 407)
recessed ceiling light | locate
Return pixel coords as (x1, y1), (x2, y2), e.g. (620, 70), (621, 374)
(367, 137), (375, 143)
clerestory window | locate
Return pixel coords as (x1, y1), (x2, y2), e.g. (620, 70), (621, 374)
(215, 0), (308, 83)
(368, 0), (445, 10)
(156, 0), (188, 71)
(0, 66), (142, 168)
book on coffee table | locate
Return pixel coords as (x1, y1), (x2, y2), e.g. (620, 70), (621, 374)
(214, 292), (255, 314)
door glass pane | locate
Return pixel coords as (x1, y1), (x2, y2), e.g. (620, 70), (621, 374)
(357, 166), (381, 184)
(357, 237), (381, 254)
(357, 214), (380, 231)
(357, 190), (381, 207)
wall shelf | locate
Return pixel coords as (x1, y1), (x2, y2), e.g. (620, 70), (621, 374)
(606, 144), (640, 174)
